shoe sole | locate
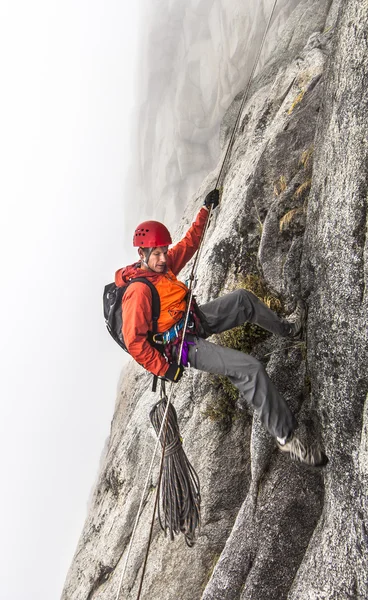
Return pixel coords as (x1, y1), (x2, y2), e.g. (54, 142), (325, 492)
(277, 442), (328, 467)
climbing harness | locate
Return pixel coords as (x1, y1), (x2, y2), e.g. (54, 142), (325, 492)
(152, 317), (185, 345)
(114, 2), (279, 598)
(155, 300), (202, 364)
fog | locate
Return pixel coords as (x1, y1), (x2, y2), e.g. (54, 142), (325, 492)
(0, 2), (139, 599)
(128, 0), (301, 231)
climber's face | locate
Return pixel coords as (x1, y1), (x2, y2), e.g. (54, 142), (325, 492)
(139, 246), (168, 273)
(148, 247), (168, 272)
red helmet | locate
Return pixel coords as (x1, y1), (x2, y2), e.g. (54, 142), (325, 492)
(133, 220), (172, 247)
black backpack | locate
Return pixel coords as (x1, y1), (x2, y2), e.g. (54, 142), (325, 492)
(103, 277), (161, 353)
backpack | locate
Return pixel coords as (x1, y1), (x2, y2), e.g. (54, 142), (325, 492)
(103, 277), (161, 353)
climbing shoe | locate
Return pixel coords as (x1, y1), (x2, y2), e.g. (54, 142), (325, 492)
(277, 435), (328, 467)
(286, 299), (306, 338)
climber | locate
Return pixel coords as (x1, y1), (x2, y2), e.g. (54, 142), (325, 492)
(116, 189), (327, 467)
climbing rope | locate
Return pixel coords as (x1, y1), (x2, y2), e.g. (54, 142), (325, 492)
(149, 395), (201, 546)
(135, 389), (201, 599)
(215, 0), (279, 189)
(114, 2), (279, 598)
(114, 384), (175, 600)
(181, 0), (280, 357)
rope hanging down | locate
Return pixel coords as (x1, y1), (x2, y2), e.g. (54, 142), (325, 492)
(149, 394), (201, 546)
(215, 0), (279, 189)
(115, 2), (278, 598)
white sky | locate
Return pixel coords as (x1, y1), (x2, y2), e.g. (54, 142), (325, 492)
(0, 2), (140, 598)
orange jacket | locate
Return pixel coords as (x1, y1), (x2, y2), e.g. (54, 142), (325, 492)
(115, 207), (208, 377)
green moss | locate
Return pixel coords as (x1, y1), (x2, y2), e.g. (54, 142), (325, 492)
(299, 340), (307, 360)
(203, 375), (239, 426)
(201, 553), (221, 592)
(304, 372), (311, 394)
(218, 322), (270, 354)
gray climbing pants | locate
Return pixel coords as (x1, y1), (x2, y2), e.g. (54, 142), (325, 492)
(186, 289), (297, 439)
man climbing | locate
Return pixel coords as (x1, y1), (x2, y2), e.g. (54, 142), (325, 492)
(116, 189), (327, 467)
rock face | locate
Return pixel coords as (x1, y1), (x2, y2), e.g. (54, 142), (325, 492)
(128, 0), (302, 231)
(62, 1), (368, 598)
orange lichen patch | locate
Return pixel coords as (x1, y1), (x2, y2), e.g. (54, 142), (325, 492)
(274, 175), (287, 196)
(293, 178), (312, 199)
(288, 89), (306, 114)
(300, 146), (314, 169)
(263, 295), (282, 312)
(279, 207), (304, 232)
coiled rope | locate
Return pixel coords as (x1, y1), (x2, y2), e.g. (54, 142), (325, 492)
(115, 2), (278, 598)
(149, 394), (201, 546)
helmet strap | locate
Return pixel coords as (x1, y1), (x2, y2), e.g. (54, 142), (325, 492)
(139, 247), (154, 270)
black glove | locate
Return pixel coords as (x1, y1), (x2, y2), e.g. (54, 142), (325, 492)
(203, 189), (219, 210)
(165, 362), (185, 383)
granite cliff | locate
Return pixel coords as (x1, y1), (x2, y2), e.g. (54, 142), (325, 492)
(62, 0), (368, 598)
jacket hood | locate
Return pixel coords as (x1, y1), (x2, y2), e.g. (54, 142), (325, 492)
(115, 262), (163, 286)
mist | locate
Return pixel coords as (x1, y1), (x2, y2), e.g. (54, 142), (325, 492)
(127, 0), (301, 232)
